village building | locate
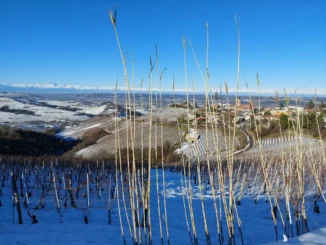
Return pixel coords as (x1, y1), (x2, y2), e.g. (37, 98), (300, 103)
(263, 114), (280, 121)
(186, 128), (200, 144)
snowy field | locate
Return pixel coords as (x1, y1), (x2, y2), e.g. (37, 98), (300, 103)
(264, 228), (326, 245)
(1, 169), (325, 245)
(0, 97), (107, 123)
(38, 100), (108, 116)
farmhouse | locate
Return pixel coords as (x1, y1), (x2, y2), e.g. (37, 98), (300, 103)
(263, 115), (279, 121)
(288, 106), (304, 113)
(186, 128), (200, 144)
(270, 109), (288, 116)
(237, 104), (251, 111)
(234, 97), (252, 112)
(195, 116), (206, 122)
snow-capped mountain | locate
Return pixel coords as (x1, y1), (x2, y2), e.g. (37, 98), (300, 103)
(0, 82), (118, 93)
(0, 82), (187, 93)
(1, 82), (112, 90)
(0, 82), (325, 95)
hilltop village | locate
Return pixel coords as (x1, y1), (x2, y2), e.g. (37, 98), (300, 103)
(171, 96), (326, 136)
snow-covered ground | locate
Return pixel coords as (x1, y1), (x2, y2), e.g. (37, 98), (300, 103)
(0, 169), (325, 245)
(0, 98), (90, 123)
(264, 228), (326, 245)
(0, 98), (109, 123)
(58, 123), (103, 137)
(38, 100), (107, 116)
(56, 117), (117, 139)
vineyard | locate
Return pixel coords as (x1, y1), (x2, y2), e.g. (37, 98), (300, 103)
(249, 136), (321, 153)
(185, 129), (232, 161)
(1, 150), (326, 245)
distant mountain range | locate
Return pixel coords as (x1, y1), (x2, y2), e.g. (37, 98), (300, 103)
(1, 82), (325, 97)
(0, 82), (185, 93)
(0, 82), (117, 93)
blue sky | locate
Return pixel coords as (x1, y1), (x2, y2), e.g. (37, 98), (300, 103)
(0, 0), (325, 92)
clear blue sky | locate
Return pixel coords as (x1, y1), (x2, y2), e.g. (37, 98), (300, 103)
(0, 0), (325, 92)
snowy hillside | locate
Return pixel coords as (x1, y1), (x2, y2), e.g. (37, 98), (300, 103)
(0, 97), (109, 123)
(0, 97), (89, 123)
